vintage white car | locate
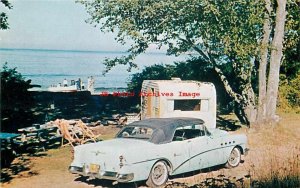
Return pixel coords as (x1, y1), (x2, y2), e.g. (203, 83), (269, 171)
(69, 118), (248, 187)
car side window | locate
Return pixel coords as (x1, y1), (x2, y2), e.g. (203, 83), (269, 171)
(172, 128), (204, 141)
(173, 129), (185, 141)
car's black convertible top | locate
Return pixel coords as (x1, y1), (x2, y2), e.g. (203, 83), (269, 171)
(120, 118), (204, 144)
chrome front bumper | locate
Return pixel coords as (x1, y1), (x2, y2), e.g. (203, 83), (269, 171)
(69, 166), (134, 182)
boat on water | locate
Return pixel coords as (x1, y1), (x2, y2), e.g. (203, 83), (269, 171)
(48, 84), (79, 92)
(47, 77), (94, 93)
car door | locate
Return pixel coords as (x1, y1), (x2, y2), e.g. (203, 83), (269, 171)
(167, 138), (190, 175)
(203, 135), (224, 167)
(171, 127), (209, 173)
(188, 129), (223, 171)
(187, 134), (210, 171)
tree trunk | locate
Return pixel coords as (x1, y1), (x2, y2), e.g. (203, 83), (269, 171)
(214, 66), (256, 125)
(241, 82), (257, 124)
(266, 0), (287, 121)
(192, 44), (256, 126)
(256, 0), (272, 123)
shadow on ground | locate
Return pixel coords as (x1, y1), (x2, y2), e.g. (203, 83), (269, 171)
(74, 176), (143, 188)
(216, 115), (241, 131)
(0, 140), (61, 183)
(167, 165), (250, 188)
(1, 154), (38, 183)
(73, 164), (249, 188)
(166, 174), (250, 188)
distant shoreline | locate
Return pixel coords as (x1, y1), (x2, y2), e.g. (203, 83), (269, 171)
(0, 48), (128, 54)
(0, 48), (167, 55)
(0, 48), (186, 90)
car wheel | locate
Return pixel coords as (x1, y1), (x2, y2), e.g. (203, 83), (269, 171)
(226, 147), (241, 168)
(146, 161), (169, 187)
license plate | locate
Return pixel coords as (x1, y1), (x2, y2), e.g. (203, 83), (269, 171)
(89, 164), (100, 173)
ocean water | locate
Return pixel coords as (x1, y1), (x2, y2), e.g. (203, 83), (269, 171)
(0, 48), (186, 92)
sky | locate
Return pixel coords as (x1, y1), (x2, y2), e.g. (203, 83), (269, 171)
(0, 0), (129, 51)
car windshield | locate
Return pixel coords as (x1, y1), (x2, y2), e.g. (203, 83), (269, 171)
(116, 126), (154, 140)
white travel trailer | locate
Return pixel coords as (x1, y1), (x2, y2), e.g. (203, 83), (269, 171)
(140, 78), (217, 129)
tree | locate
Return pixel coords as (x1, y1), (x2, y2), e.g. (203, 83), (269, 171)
(265, 0), (287, 121)
(128, 64), (175, 94)
(80, 0), (298, 125)
(282, 0), (300, 79)
(256, 0), (298, 123)
(281, 40), (300, 79)
(1, 63), (35, 132)
(278, 74), (300, 111)
(0, 0), (12, 30)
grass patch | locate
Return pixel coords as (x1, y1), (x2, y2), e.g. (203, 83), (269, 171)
(251, 174), (300, 188)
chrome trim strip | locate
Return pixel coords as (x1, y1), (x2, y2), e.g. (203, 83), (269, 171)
(172, 145), (236, 173)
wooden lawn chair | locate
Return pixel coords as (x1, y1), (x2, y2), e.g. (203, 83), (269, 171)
(54, 119), (83, 147)
(76, 120), (102, 143)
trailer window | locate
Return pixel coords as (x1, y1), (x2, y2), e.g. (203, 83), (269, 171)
(174, 99), (201, 111)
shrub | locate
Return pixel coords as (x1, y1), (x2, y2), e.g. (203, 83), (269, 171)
(278, 74), (300, 112)
(1, 63), (35, 132)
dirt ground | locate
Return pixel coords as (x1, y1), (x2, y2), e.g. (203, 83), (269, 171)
(1, 113), (300, 188)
